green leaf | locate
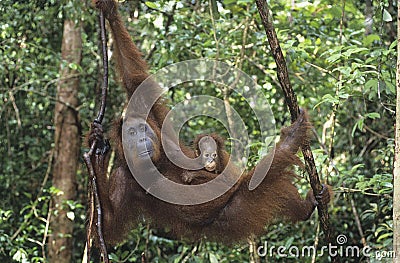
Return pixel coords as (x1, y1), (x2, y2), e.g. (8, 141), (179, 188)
(13, 249), (28, 262)
(352, 118), (364, 137)
(383, 9), (392, 22)
(328, 6), (342, 18)
(350, 164), (364, 173)
(380, 182), (393, 188)
(68, 62), (78, 70)
(314, 94), (340, 109)
(365, 112), (380, 119)
(327, 53), (342, 64)
(223, 0), (237, 5)
(389, 40), (397, 50)
(338, 92), (350, 99)
(377, 232), (392, 242)
(363, 34), (380, 46)
(209, 253), (218, 263)
(365, 79), (378, 90)
(285, 236), (295, 247)
(145, 1), (159, 9)
(386, 81), (396, 94)
(343, 47), (368, 57)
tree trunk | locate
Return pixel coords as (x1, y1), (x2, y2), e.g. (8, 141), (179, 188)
(48, 18), (82, 263)
(393, 2), (400, 261)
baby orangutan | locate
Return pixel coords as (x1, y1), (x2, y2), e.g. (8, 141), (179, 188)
(194, 134), (228, 174)
(182, 134), (242, 185)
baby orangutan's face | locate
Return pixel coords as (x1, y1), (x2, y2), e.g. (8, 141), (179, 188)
(198, 136), (218, 172)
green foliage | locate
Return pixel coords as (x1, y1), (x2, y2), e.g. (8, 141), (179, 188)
(0, 0), (396, 262)
(0, 0), (95, 261)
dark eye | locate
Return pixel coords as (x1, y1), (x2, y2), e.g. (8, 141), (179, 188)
(128, 127), (136, 135)
(204, 153), (210, 158)
(212, 153), (217, 158)
(139, 124), (147, 132)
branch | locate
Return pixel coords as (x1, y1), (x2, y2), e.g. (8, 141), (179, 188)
(95, 11), (109, 124)
(255, 1), (337, 262)
(83, 10), (110, 263)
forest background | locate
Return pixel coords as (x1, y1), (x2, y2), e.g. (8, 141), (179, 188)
(0, 0), (396, 262)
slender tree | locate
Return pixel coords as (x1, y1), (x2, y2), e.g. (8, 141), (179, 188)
(393, 1), (400, 260)
(48, 17), (82, 262)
